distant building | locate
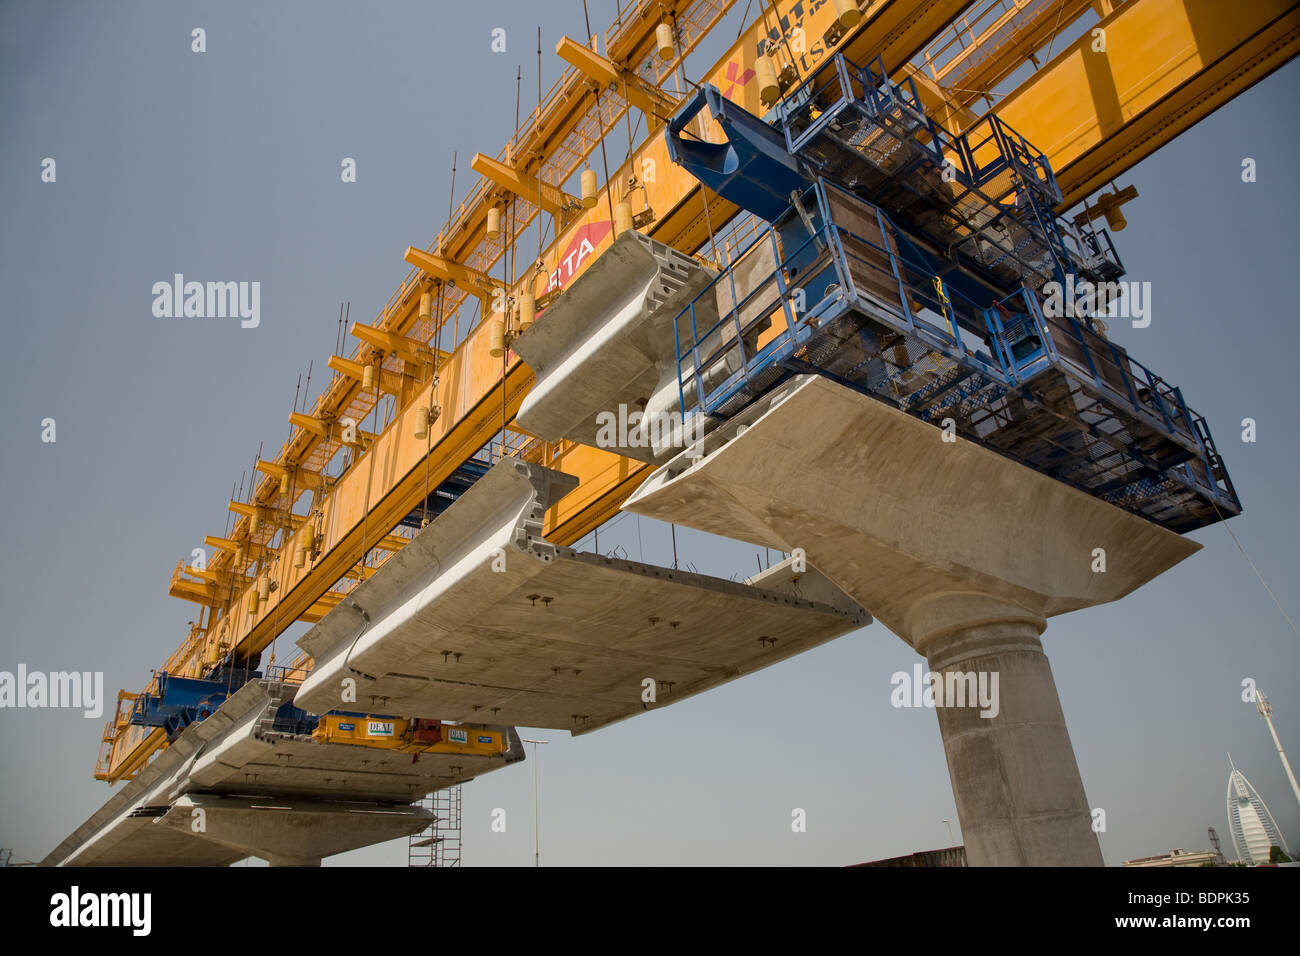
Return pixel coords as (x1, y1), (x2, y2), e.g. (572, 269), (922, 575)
(1123, 848), (1218, 868)
(1226, 766), (1291, 865)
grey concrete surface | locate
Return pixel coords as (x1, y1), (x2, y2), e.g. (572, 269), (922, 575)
(922, 619), (1104, 866)
(44, 679), (521, 866)
(512, 231), (717, 461)
(296, 457), (870, 732)
(626, 375), (1200, 635)
(158, 794), (434, 867)
(625, 374), (1201, 864)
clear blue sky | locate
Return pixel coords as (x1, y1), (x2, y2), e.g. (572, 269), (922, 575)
(1, 1), (1296, 866)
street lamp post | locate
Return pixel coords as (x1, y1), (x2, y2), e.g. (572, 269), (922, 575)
(521, 737), (548, 866)
(1255, 690), (1300, 810)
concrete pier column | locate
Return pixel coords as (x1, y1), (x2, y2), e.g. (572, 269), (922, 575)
(909, 594), (1102, 867)
(625, 374), (1200, 867)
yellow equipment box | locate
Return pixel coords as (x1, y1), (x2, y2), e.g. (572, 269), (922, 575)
(313, 715), (506, 756)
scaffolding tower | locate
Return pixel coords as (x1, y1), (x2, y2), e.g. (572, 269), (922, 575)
(408, 786), (462, 867)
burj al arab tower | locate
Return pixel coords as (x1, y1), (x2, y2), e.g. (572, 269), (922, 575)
(1227, 759), (1291, 865)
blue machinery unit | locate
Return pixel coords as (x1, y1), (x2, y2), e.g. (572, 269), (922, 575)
(398, 432), (540, 531)
(130, 671), (250, 739)
(130, 671), (384, 741)
(397, 457), (491, 531)
(664, 55), (1239, 533)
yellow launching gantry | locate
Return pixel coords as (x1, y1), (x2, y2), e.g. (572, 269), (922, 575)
(100, 0), (1299, 782)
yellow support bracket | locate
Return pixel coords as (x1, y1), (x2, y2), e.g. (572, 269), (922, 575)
(186, 568), (243, 587)
(254, 460), (327, 490)
(470, 153), (578, 216)
(1074, 185), (1139, 232)
(328, 354), (406, 394)
(203, 535), (271, 559)
(287, 412), (375, 447)
(377, 533), (412, 553)
(300, 593), (343, 622)
(169, 578), (218, 604)
(229, 498), (304, 529)
(403, 247), (504, 305)
(555, 35), (677, 125)
(288, 412), (330, 439)
(227, 501), (260, 520)
(348, 322), (439, 367)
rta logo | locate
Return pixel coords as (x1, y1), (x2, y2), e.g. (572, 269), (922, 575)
(544, 220), (613, 293)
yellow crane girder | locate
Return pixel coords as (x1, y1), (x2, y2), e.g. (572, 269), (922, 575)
(102, 0), (1298, 781)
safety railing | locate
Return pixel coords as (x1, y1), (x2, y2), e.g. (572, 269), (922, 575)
(93, 692), (141, 780)
(477, 428), (537, 465)
(979, 286), (1237, 512)
(673, 218), (807, 417)
(673, 179), (1009, 419)
(961, 112), (1061, 205)
(777, 54), (859, 153)
(771, 52), (1124, 293)
(983, 287), (1200, 444)
(778, 54), (936, 161)
(859, 56), (931, 126)
(670, 177), (1240, 526)
(919, 0), (1051, 86)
